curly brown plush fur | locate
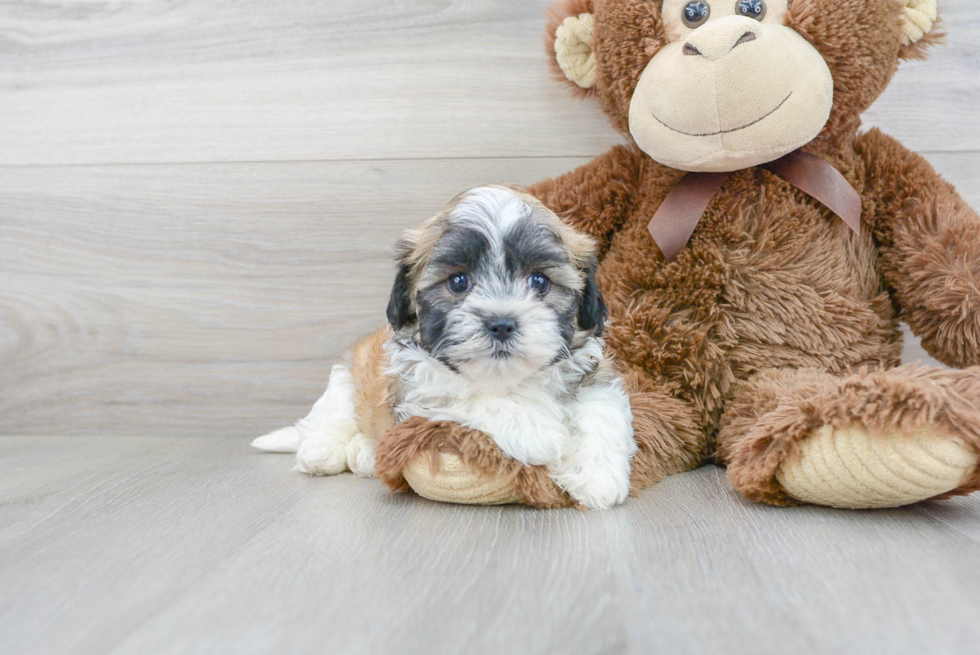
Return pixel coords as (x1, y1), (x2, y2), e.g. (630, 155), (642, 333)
(375, 0), (980, 508)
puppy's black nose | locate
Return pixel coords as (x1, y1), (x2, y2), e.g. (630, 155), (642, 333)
(486, 317), (517, 342)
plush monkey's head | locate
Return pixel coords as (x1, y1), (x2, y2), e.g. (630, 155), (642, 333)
(547, 0), (941, 172)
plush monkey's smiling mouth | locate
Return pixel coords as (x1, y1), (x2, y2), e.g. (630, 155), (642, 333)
(652, 92), (793, 137)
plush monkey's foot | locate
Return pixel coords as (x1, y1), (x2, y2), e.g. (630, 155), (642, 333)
(721, 366), (980, 508)
(402, 452), (523, 505)
(775, 425), (977, 509)
(375, 417), (577, 509)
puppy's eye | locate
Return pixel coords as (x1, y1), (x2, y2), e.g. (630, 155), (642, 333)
(682, 1), (710, 28)
(736, 0), (766, 20)
(448, 273), (471, 295)
(528, 273), (551, 294)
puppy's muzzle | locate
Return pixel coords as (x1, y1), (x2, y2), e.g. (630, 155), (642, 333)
(486, 316), (518, 343)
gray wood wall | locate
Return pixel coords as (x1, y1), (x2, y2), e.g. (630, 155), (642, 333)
(2, 1), (978, 437)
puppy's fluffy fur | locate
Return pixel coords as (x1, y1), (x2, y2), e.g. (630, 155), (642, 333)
(253, 186), (636, 509)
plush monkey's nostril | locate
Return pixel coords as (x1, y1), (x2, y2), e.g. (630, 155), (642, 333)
(486, 317), (518, 342)
(732, 31), (757, 50)
(683, 42), (702, 57)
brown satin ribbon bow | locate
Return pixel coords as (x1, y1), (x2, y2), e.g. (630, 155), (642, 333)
(647, 150), (863, 262)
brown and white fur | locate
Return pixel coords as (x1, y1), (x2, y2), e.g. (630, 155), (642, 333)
(252, 186), (636, 510)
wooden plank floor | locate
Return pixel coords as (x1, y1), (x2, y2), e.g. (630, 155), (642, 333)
(0, 437), (980, 655)
(2, 435), (979, 655)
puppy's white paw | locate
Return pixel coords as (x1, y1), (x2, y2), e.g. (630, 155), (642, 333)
(551, 458), (631, 510)
(295, 435), (348, 476)
(548, 443), (632, 509)
(558, 381), (635, 509)
(491, 426), (564, 467)
(346, 434), (376, 478)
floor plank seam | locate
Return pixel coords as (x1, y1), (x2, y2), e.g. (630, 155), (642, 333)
(0, 149), (975, 170)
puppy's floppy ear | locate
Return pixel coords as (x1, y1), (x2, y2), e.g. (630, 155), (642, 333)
(386, 237), (417, 330)
(577, 256), (608, 336)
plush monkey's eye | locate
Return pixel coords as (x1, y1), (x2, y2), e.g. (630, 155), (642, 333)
(448, 273), (471, 295)
(736, 0), (766, 20)
(528, 273), (551, 295)
(682, 1), (711, 28)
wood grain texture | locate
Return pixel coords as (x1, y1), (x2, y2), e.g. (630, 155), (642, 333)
(1, 435), (979, 655)
(0, 0), (977, 165)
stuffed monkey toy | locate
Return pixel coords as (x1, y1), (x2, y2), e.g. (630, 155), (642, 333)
(375, 0), (980, 509)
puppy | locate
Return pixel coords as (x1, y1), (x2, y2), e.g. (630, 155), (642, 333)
(253, 186), (636, 509)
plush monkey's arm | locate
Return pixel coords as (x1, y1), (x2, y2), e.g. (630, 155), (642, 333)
(857, 128), (980, 368)
(528, 144), (645, 254)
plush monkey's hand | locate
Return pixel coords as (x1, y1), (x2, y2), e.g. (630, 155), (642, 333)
(898, 215), (980, 368)
(859, 130), (980, 369)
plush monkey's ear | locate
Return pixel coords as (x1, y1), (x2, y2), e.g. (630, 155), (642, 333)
(902, 0), (938, 45)
(577, 256), (608, 336)
(546, 0), (597, 96)
(900, 0), (942, 59)
(386, 237), (418, 330)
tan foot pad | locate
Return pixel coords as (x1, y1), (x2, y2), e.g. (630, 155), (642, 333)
(776, 425), (978, 509)
(402, 452), (523, 506)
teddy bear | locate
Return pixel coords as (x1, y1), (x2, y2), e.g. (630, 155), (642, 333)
(374, 0), (980, 510)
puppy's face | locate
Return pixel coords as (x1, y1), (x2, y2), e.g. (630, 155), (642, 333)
(387, 186), (607, 386)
